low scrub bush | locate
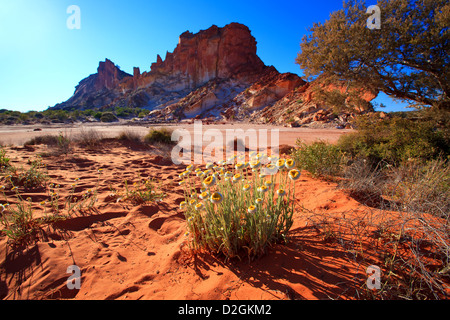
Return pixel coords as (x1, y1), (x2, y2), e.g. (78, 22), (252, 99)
(144, 127), (173, 144)
(75, 128), (103, 149)
(117, 129), (143, 144)
(119, 177), (165, 204)
(292, 139), (345, 177)
(100, 112), (118, 123)
(24, 134), (59, 146)
(337, 114), (448, 165)
(384, 158), (450, 218)
(24, 133), (72, 156)
(288, 111), (450, 299)
(3, 156), (48, 190)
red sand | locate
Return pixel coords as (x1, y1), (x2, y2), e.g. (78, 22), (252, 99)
(1, 125), (446, 300)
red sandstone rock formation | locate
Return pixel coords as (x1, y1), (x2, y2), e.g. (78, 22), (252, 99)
(145, 23), (266, 89)
(52, 22), (377, 125)
(94, 59), (129, 90)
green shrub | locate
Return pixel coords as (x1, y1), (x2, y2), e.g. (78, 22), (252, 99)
(144, 128), (173, 144)
(51, 134), (72, 156)
(100, 112), (118, 123)
(93, 112), (102, 120)
(121, 178), (165, 204)
(138, 111), (148, 118)
(337, 114), (448, 165)
(292, 139), (345, 177)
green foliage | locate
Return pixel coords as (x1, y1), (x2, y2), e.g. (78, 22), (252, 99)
(121, 178), (165, 204)
(4, 156), (48, 190)
(296, 0), (450, 111)
(138, 111), (148, 118)
(144, 128), (173, 144)
(0, 193), (39, 246)
(292, 140), (345, 177)
(100, 112), (118, 122)
(337, 114), (448, 165)
(0, 106), (151, 125)
(93, 112), (102, 120)
(115, 107), (128, 118)
(45, 109), (69, 122)
(0, 148), (10, 171)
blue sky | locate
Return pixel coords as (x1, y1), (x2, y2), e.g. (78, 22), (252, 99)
(0, 0), (411, 113)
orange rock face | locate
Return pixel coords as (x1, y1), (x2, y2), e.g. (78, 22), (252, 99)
(53, 23), (377, 125)
(147, 23), (266, 89)
(241, 68), (307, 110)
(94, 59), (129, 90)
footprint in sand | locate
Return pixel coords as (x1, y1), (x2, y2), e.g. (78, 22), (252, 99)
(104, 285), (140, 300)
(134, 274), (156, 285)
(148, 216), (185, 235)
(129, 204), (159, 218)
(148, 217), (166, 231)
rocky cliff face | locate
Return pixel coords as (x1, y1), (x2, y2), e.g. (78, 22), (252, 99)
(147, 23), (266, 88)
(53, 23), (377, 126)
(54, 59), (132, 110)
(54, 23), (269, 112)
(238, 79), (378, 127)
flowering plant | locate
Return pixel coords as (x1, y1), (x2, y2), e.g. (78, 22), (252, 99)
(179, 153), (300, 260)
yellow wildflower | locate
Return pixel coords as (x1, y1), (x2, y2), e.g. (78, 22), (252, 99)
(203, 175), (216, 188)
(210, 192), (223, 204)
(247, 205), (256, 214)
(285, 159), (295, 169)
(288, 169), (301, 181)
(258, 185), (268, 193)
(199, 191), (209, 200)
(264, 180), (273, 187)
(276, 159), (285, 169)
(250, 160), (260, 169)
